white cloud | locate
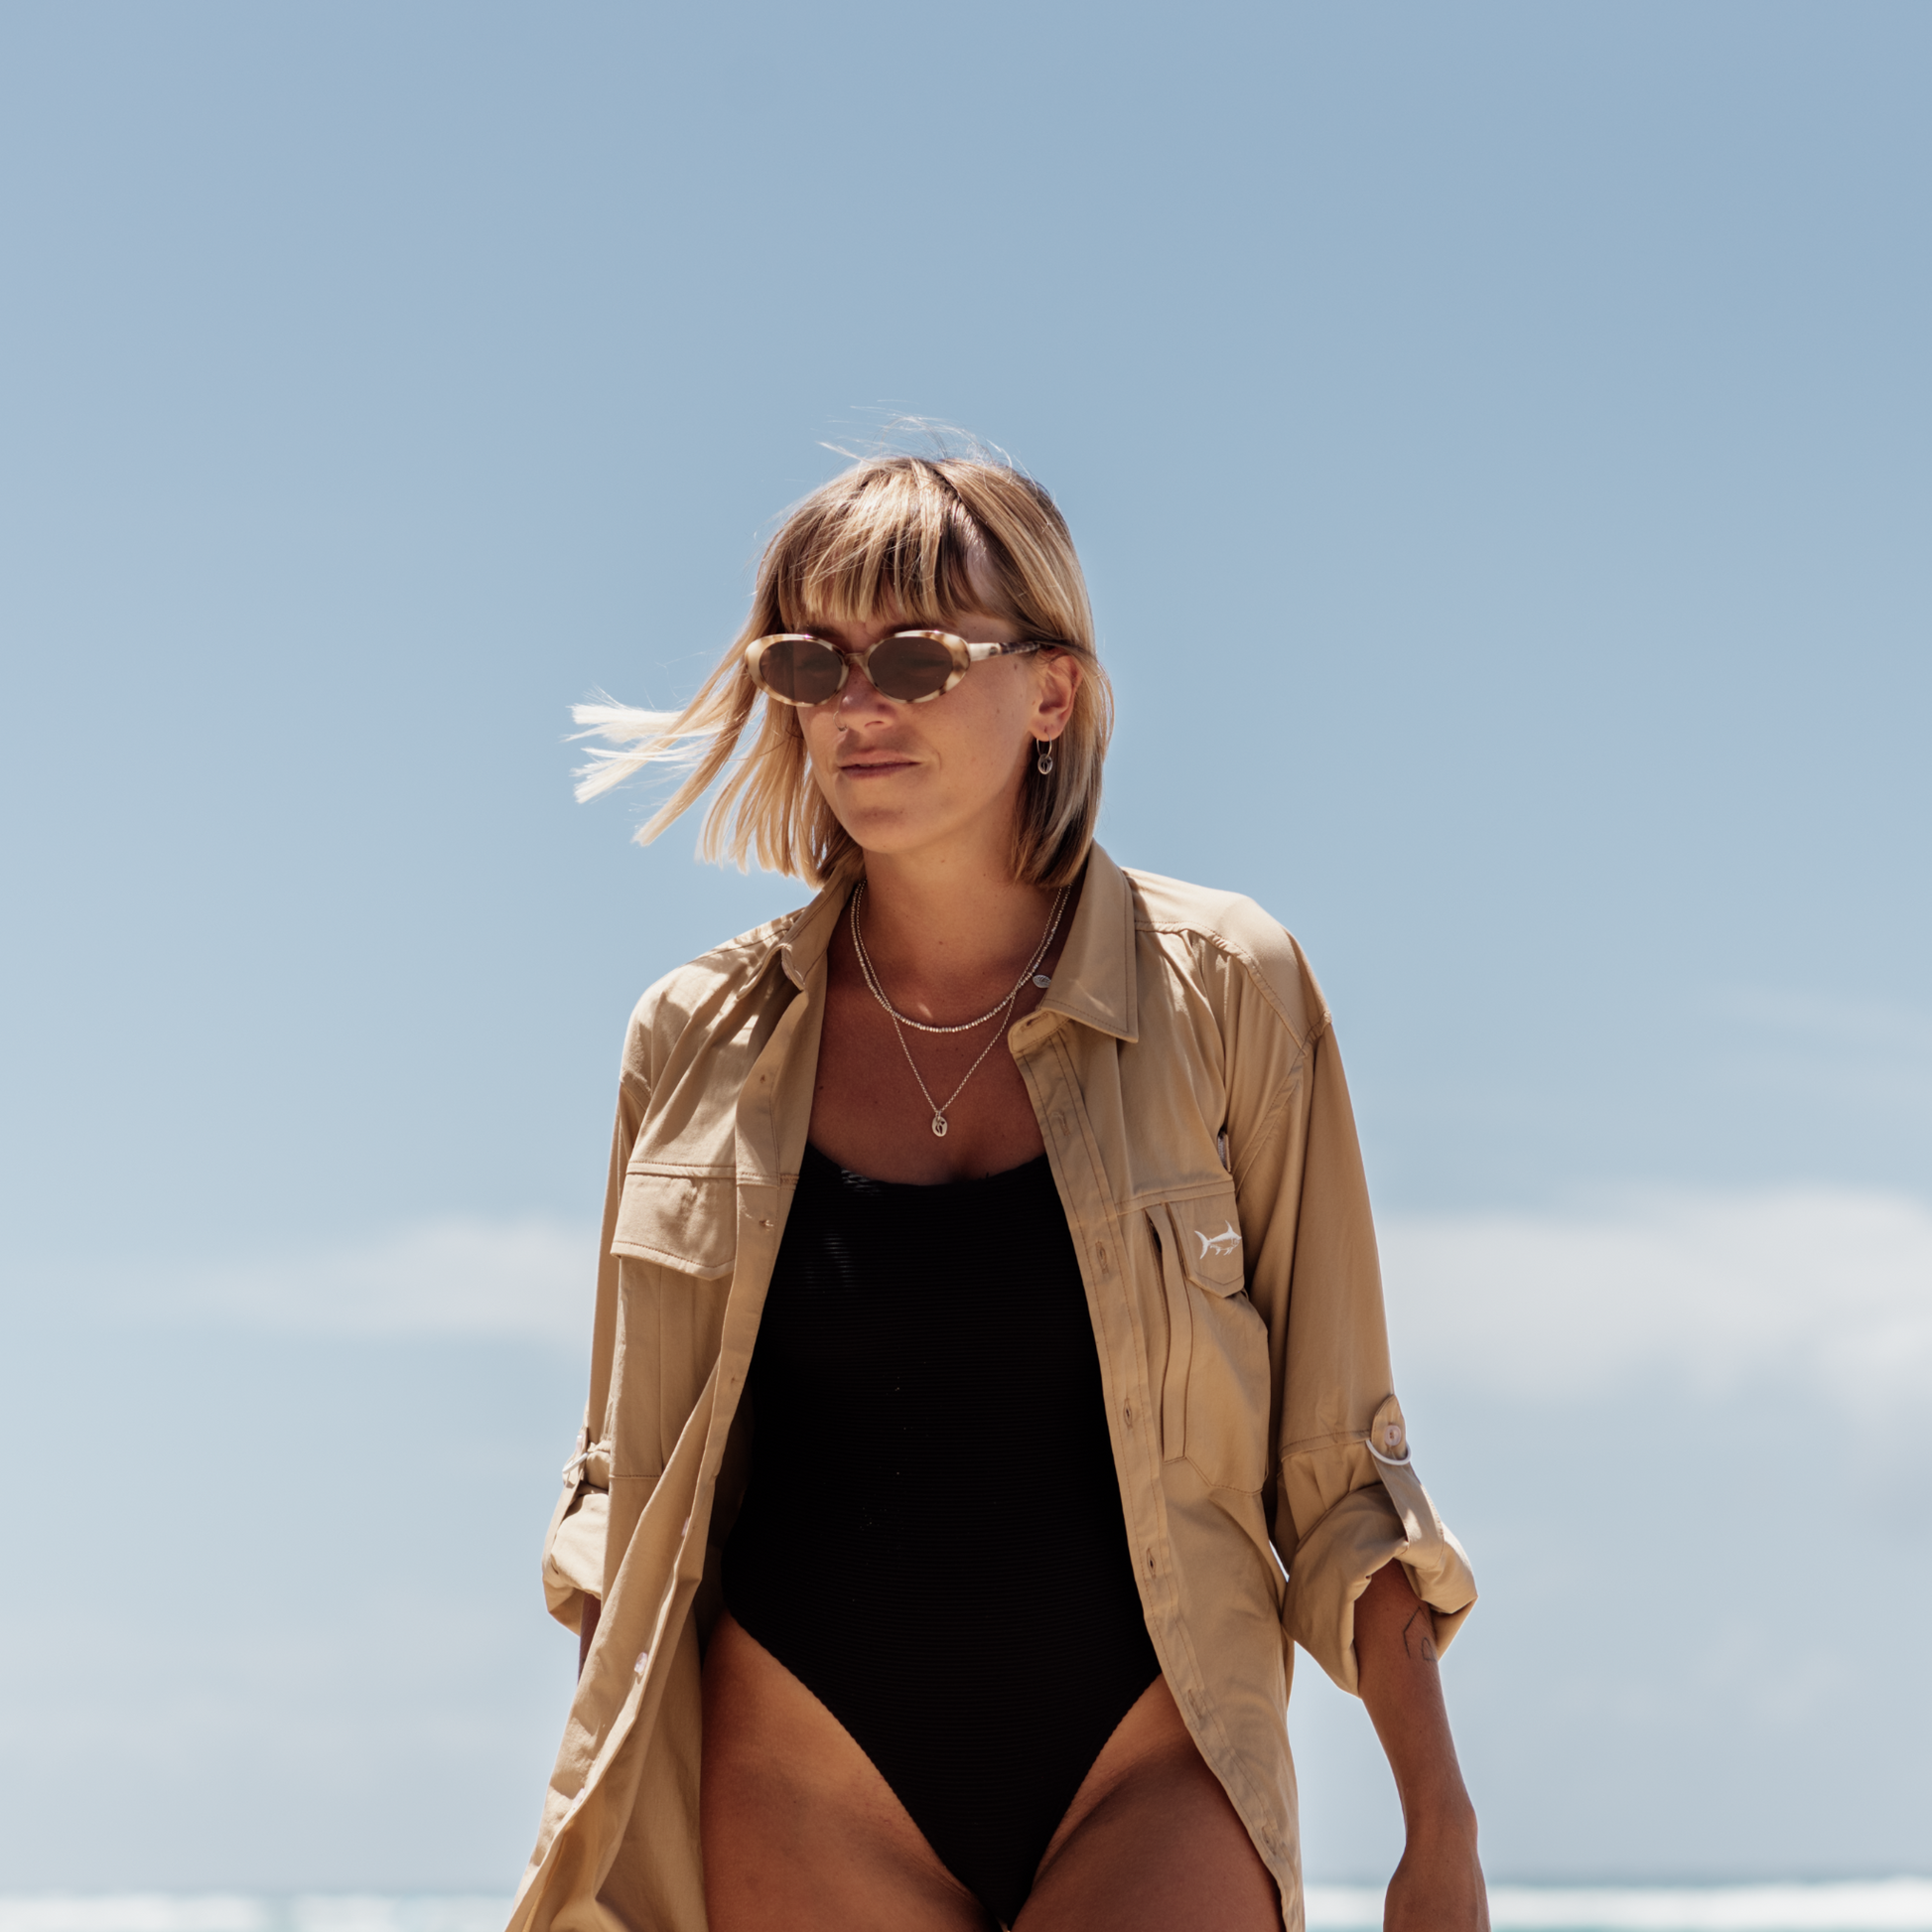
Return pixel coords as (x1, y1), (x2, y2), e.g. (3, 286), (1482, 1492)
(156, 1217), (595, 1343)
(1381, 1186), (1932, 1410)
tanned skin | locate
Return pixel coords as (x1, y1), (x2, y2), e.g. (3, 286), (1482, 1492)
(582, 1564), (1484, 1932)
(1356, 1559), (1489, 1932)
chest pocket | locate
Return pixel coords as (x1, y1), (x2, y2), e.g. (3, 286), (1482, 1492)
(1149, 1191), (1271, 1493)
(615, 1167), (740, 1277)
(613, 1167), (739, 1476)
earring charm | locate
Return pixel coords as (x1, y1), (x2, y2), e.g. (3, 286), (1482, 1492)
(1035, 739), (1055, 775)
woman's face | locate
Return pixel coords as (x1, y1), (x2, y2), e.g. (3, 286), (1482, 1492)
(796, 610), (1081, 868)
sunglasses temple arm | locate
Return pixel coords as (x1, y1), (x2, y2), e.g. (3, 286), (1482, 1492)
(964, 641), (1047, 663)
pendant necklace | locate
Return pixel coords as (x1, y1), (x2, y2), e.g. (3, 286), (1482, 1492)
(850, 879), (1069, 1138)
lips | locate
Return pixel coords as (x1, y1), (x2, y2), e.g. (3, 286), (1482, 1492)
(838, 752), (917, 773)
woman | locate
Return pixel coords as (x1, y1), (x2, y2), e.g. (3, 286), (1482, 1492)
(510, 452), (1484, 1932)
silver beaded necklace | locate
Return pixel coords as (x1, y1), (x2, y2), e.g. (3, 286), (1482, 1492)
(849, 878), (1070, 1138)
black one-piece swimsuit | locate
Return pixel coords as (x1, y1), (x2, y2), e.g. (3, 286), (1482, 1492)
(723, 1143), (1162, 1928)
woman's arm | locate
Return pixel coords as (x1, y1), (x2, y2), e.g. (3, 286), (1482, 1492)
(1354, 1559), (1489, 1932)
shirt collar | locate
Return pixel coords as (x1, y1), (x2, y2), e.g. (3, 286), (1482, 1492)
(1036, 842), (1138, 1042)
(767, 839), (1139, 1044)
(772, 847), (864, 990)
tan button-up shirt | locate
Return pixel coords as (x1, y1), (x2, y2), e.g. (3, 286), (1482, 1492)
(509, 844), (1475, 1932)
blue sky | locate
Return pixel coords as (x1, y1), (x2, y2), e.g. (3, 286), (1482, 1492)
(1, 0), (1927, 1892)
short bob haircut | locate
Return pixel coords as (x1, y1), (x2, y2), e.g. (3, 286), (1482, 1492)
(573, 455), (1113, 890)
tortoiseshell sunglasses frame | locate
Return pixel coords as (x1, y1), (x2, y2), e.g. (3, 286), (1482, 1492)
(743, 629), (1057, 707)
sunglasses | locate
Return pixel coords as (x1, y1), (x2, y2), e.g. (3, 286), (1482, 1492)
(744, 628), (1059, 707)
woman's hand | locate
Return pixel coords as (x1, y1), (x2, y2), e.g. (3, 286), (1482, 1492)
(1353, 1559), (1489, 1932)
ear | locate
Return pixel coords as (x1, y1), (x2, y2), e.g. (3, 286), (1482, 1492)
(1029, 651), (1083, 741)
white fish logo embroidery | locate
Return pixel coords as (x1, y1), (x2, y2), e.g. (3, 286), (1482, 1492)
(1195, 1222), (1241, 1261)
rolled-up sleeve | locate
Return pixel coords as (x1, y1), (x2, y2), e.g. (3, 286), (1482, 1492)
(542, 1432), (613, 1630)
(1277, 1396), (1476, 1692)
(1234, 966), (1476, 1694)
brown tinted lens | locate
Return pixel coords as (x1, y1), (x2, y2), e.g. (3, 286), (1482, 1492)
(759, 637), (844, 705)
(870, 632), (957, 701)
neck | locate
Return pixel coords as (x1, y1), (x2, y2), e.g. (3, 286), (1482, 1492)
(856, 844), (1058, 1004)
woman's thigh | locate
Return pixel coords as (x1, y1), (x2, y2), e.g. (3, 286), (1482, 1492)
(1017, 1676), (1284, 1932)
(701, 1610), (992, 1932)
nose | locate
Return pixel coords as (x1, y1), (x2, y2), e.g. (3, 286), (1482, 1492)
(834, 655), (897, 723)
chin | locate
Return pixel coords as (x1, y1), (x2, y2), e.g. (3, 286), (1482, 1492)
(833, 811), (925, 855)
(829, 783), (926, 843)
(824, 775), (1000, 861)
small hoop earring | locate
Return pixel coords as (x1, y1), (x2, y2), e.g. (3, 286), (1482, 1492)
(1035, 738), (1055, 776)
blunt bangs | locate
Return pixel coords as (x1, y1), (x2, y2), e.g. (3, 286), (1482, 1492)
(770, 462), (996, 633)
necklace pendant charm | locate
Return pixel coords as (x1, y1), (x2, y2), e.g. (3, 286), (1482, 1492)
(1033, 973), (1050, 988)
(931, 1114), (949, 1137)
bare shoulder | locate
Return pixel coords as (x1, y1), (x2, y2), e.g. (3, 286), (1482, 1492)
(1122, 866), (1331, 1051)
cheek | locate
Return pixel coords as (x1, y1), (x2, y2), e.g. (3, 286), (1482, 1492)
(958, 683), (1035, 779)
(799, 707), (840, 774)
(919, 711), (1006, 790)
(937, 670), (1030, 756)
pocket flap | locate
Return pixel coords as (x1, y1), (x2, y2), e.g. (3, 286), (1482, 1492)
(1156, 1192), (1247, 1295)
(613, 1168), (738, 1279)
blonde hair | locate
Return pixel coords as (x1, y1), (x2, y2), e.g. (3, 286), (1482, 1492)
(572, 454), (1113, 888)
